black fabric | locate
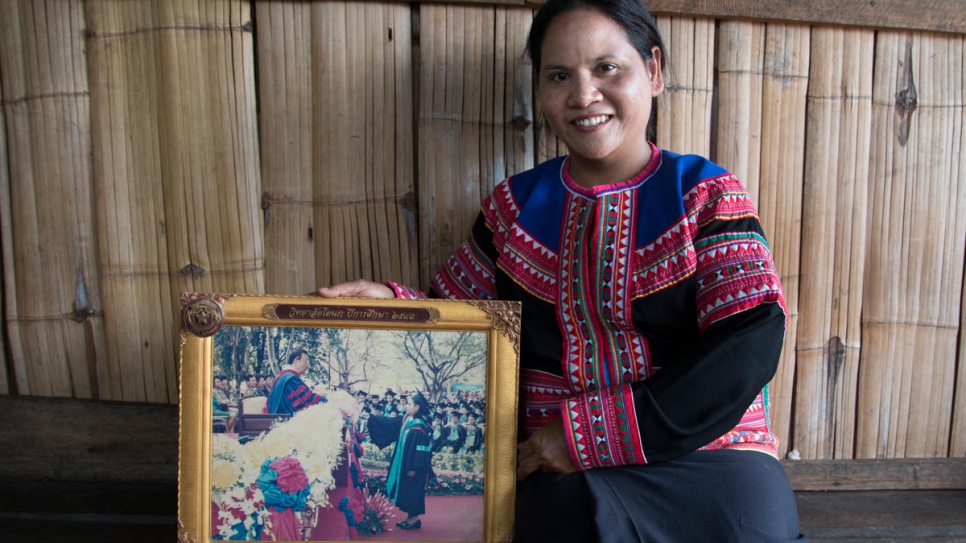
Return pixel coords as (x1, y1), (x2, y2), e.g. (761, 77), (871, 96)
(514, 471), (599, 543)
(514, 451), (805, 543)
(367, 413), (403, 450)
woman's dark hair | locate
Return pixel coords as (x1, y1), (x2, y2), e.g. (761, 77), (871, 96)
(526, 0), (666, 74)
(411, 393), (432, 420)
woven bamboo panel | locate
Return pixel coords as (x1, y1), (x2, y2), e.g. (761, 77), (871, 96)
(794, 27), (874, 459)
(417, 4), (534, 288)
(85, 0), (262, 403)
(255, 2), (315, 294)
(861, 32), (965, 459)
(0, 0), (106, 399)
(257, 1), (418, 294)
(655, 16), (714, 156)
(715, 21), (764, 200)
(0, 0), (964, 460)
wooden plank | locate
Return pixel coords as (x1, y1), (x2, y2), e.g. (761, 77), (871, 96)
(0, 0), (105, 399)
(0, 396), (178, 482)
(519, 0), (966, 35)
(655, 16), (714, 156)
(860, 32), (965, 458)
(755, 24), (810, 459)
(794, 27), (873, 459)
(783, 458), (966, 491)
(796, 489), (966, 540)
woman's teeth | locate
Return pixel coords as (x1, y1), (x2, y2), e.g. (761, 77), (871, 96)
(574, 115), (610, 127)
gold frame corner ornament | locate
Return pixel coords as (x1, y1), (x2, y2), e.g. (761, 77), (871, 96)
(181, 294), (227, 337)
(469, 300), (522, 354)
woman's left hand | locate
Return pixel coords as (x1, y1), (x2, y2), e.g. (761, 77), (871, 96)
(516, 419), (577, 481)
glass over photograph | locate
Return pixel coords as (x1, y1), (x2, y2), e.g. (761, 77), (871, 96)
(208, 325), (488, 542)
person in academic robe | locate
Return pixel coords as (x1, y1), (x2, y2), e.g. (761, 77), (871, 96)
(366, 393), (434, 530)
(267, 349), (327, 415)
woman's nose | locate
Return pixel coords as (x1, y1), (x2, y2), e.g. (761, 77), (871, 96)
(568, 75), (602, 107)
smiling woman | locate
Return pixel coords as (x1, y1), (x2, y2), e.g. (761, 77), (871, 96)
(319, 0), (806, 541)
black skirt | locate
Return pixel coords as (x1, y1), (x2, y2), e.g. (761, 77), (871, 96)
(514, 450), (807, 543)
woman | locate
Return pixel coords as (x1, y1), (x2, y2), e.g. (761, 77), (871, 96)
(366, 393), (434, 530)
(318, 0), (805, 540)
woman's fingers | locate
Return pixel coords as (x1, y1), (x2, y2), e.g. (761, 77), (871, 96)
(515, 420), (577, 481)
(315, 279), (394, 299)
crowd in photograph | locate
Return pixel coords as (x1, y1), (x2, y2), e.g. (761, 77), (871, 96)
(354, 388), (486, 455)
(212, 368), (486, 459)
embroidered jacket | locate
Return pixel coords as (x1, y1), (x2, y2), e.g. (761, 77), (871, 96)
(391, 144), (786, 469)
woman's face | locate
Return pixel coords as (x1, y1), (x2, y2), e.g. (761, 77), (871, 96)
(537, 8), (664, 183)
(406, 398), (419, 416)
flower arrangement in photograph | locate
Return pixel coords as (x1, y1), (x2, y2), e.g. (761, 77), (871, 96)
(338, 486), (397, 537)
(211, 388), (360, 540)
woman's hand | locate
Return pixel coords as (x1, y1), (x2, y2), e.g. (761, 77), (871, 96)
(315, 279), (393, 299)
(516, 419), (578, 481)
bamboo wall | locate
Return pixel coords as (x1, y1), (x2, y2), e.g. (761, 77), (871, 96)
(0, 0), (963, 461)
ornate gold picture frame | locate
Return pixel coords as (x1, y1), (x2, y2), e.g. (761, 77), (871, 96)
(178, 294), (520, 543)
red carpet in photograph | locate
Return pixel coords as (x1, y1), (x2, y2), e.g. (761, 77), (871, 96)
(310, 489), (484, 541)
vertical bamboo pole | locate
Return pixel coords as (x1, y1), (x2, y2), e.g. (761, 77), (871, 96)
(715, 21), (764, 200)
(755, 24), (810, 458)
(655, 16), (714, 156)
(87, 0), (262, 403)
(0, 41), (8, 393)
(257, 2), (320, 295)
(308, 1), (416, 290)
(0, 0), (105, 399)
(795, 27), (873, 459)
(954, 38), (966, 457)
(861, 32), (965, 458)
(418, 4), (533, 289)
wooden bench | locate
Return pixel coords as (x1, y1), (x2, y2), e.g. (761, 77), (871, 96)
(1, 395), (964, 542)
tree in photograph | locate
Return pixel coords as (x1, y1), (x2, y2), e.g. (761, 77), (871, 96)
(319, 328), (376, 392)
(213, 326), (251, 387)
(396, 331), (486, 403)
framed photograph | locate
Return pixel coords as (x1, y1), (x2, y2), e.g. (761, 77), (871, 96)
(178, 293), (521, 543)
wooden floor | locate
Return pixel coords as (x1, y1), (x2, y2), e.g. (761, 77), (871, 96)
(1, 396), (964, 542)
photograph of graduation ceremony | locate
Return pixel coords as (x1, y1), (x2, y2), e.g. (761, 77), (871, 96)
(208, 325), (488, 542)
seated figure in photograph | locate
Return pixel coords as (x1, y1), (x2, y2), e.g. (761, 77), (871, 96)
(366, 393), (435, 530)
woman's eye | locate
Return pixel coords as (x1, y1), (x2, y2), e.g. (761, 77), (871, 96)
(549, 72), (569, 83)
(599, 63), (618, 73)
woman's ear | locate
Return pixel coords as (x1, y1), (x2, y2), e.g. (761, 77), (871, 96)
(648, 46), (665, 97)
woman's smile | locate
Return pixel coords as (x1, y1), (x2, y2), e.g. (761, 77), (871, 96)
(573, 114), (612, 128)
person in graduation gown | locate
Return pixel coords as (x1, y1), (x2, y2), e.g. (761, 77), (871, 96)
(366, 393), (434, 530)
